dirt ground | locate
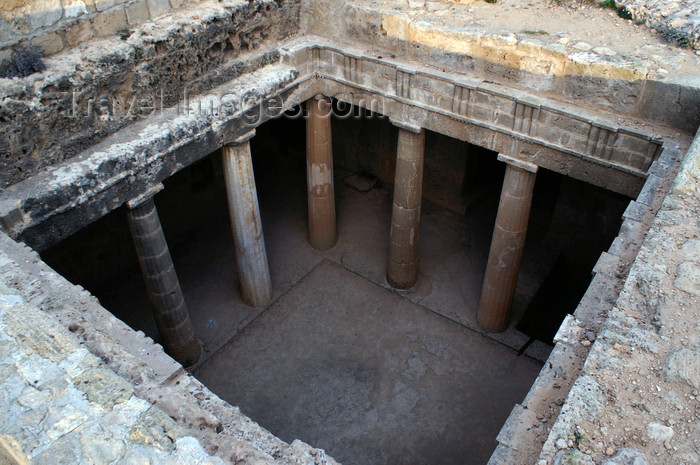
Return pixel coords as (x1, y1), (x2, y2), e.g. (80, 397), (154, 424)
(362, 0), (700, 74)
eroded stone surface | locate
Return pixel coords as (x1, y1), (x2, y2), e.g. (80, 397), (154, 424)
(0, 290), (224, 464)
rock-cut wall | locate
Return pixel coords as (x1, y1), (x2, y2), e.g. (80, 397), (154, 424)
(0, 0), (208, 58)
(0, 0), (302, 189)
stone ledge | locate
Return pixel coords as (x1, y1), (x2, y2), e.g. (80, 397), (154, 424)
(0, 282), (225, 464)
(1, 36), (671, 252)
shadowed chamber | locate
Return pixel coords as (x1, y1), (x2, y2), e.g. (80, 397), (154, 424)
(40, 106), (629, 464)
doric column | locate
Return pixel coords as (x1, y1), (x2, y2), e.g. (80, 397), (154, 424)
(306, 95), (337, 250)
(222, 130), (272, 307)
(127, 184), (201, 367)
(387, 120), (425, 289)
(477, 155), (538, 332)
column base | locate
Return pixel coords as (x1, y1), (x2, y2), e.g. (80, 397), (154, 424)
(387, 260), (418, 289)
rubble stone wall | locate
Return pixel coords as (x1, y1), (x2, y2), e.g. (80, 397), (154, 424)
(0, 0), (207, 58)
(0, 0), (302, 189)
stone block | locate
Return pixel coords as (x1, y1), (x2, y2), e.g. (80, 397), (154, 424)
(574, 274), (617, 325)
(25, 0), (63, 30)
(0, 19), (11, 42)
(592, 252), (620, 278)
(92, 9), (127, 37)
(496, 404), (536, 450)
(608, 148), (632, 166)
(636, 174), (662, 206)
(63, 0), (89, 19)
(553, 315), (583, 346)
(622, 200), (646, 223)
(125, 0), (150, 25)
(146, 0), (170, 18)
(674, 263), (700, 297)
(63, 20), (95, 47)
(31, 32), (64, 55)
(663, 347), (700, 388)
(486, 444), (515, 465)
(5, 16), (31, 36)
(616, 133), (651, 153)
(649, 158), (672, 178)
(627, 153), (650, 172)
(94, 0), (126, 12)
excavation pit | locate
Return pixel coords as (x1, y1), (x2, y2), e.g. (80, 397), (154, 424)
(1, 1), (698, 463)
(37, 112), (636, 463)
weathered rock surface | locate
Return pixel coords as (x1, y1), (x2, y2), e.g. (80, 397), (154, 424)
(533, 127), (700, 464)
(0, 290), (225, 464)
(617, 0), (700, 50)
(601, 448), (649, 465)
(663, 347), (700, 389)
(0, 0), (302, 188)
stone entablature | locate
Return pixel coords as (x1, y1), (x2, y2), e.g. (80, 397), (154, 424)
(309, 43), (663, 178)
(0, 36), (669, 253)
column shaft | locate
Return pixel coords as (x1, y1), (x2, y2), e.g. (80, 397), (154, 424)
(306, 96), (337, 250)
(477, 158), (538, 332)
(387, 127), (425, 289)
(127, 195), (201, 367)
(223, 140), (272, 307)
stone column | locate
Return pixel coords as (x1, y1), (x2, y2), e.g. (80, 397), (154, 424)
(306, 95), (337, 250)
(127, 184), (201, 367)
(387, 120), (425, 289)
(223, 131), (273, 307)
(477, 155), (538, 332)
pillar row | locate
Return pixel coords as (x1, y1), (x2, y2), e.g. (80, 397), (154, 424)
(127, 184), (201, 367)
(477, 154), (538, 332)
(223, 131), (273, 307)
(306, 95), (337, 251)
(387, 120), (425, 289)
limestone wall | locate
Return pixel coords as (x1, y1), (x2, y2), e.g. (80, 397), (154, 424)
(0, 0), (302, 189)
(0, 0), (205, 58)
(302, 0), (700, 134)
(533, 126), (700, 465)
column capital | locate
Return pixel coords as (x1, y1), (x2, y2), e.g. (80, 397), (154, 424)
(389, 118), (422, 134)
(313, 94), (330, 101)
(229, 129), (256, 146)
(127, 182), (164, 209)
(497, 154), (538, 173)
